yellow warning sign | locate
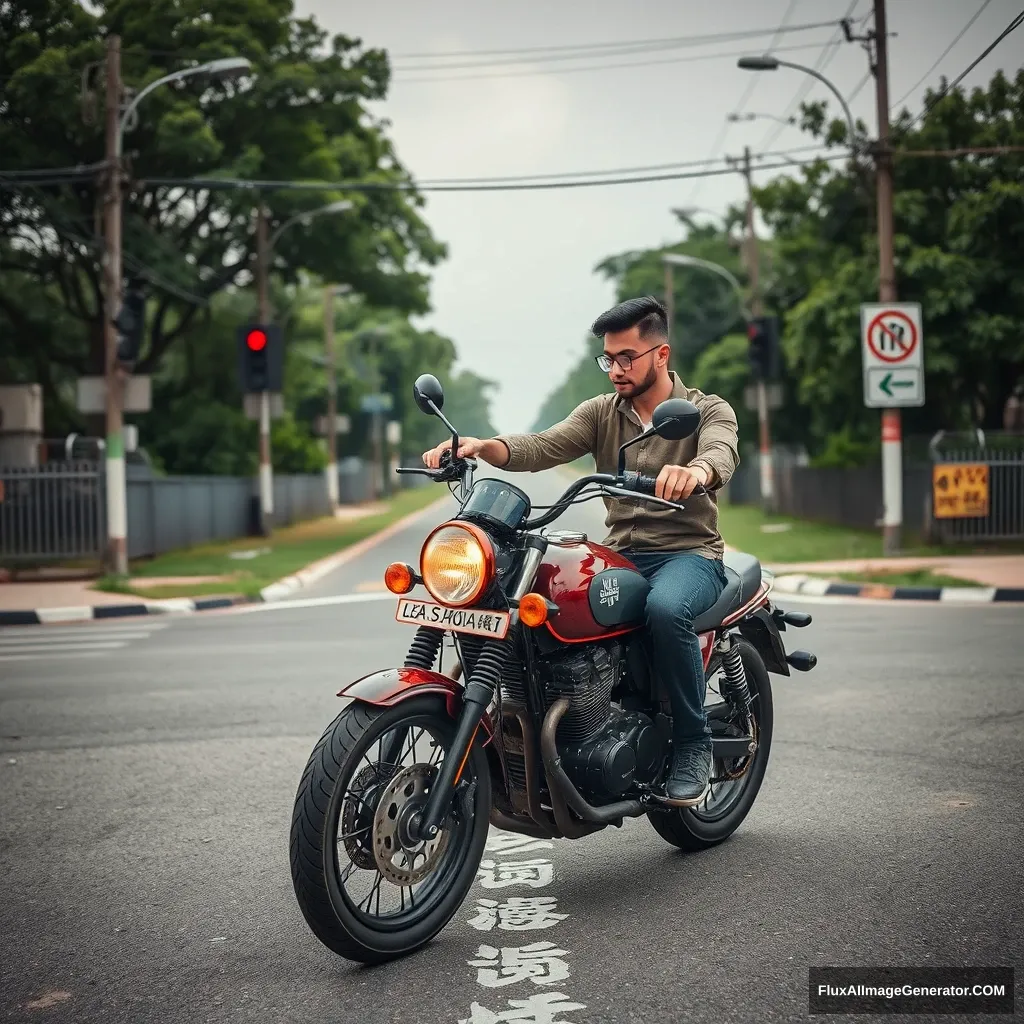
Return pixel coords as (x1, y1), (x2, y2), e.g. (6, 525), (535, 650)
(933, 463), (989, 519)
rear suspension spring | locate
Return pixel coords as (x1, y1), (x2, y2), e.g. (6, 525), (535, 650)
(404, 627), (444, 670)
(718, 634), (753, 719)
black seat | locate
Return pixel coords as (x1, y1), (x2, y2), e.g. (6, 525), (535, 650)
(693, 551), (763, 632)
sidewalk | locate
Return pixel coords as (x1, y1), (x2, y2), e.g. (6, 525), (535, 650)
(763, 554), (1024, 589)
(0, 497), (435, 621)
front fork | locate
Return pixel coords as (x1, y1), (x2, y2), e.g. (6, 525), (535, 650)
(412, 534), (547, 842)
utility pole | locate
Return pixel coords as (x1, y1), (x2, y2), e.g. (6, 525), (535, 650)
(102, 34), (128, 576)
(323, 285), (339, 511)
(663, 261), (674, 345)
(740, 144), (776, 512)
(873, 0), (901, 553)
(255, 204), (274, 531)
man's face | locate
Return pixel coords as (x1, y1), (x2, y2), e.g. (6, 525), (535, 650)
(602, 327), (666, 399)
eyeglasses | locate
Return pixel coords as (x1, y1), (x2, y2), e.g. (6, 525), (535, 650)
(595, 344), (662, 373)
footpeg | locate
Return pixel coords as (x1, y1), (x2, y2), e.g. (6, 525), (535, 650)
(783, 610), (812, 627)
(786, 650), (817, 672)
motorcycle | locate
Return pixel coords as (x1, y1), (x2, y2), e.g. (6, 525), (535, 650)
(290, 373), (817, 964)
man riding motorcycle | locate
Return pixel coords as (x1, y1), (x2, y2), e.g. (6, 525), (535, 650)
(422, 295), (740, 808)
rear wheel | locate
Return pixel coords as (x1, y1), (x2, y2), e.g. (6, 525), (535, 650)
(647, 635), (774, 851)
(290, 694), (491, 963)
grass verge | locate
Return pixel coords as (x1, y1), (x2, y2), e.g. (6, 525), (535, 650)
(804, 569), (980, 589)
(93, 486), (446, 600)
(719, 499), (1024, 563)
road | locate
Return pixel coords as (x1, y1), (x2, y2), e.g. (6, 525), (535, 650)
(2, 466), (1021, 1022)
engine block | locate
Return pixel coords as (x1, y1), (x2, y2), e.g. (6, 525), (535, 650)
(541, 644), (621, 743)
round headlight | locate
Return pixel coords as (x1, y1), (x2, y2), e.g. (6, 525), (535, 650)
(420, 522), (494, 607)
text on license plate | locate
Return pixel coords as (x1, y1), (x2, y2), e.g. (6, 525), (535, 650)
(395, 599), (510, 639)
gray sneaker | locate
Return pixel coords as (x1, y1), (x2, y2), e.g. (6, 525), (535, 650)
(661, 741), (713, 807)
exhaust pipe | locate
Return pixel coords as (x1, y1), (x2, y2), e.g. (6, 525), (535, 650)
(540, 699), (645, 828)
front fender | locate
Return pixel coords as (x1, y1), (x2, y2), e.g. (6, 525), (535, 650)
(337, 667), (495, 739)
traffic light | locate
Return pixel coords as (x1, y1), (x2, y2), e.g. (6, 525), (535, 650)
(114, 280), (147, 368)
(237, 324), (284, 393)
(747, 315), (780, 380)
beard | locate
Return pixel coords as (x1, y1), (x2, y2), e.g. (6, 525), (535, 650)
(612, 362), (658, 399)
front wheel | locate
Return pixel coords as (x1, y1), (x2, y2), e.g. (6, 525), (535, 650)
(647, 635), (774, 852)
(290, 694), (492, 963)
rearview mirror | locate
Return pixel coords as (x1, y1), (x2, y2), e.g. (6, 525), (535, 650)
(413, 374), (444, 416)
(651, 398), (700, 441)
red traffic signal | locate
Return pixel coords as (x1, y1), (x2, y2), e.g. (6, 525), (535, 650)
(246, 328), (268, 352)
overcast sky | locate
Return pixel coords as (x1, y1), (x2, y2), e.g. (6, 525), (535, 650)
(296, 0), (1023, 434)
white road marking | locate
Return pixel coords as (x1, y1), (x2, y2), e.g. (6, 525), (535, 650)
(0, 641), (127, 657)
(227, 591), (397, 615)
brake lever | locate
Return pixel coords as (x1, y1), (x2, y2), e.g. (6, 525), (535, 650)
(599, 485), (686, 512)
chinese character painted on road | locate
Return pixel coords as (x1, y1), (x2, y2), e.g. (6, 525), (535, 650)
(477, 859), (553, 889)
(458, 992), (587, 1024)
(485, 832), (555, 857)
(469, 941), (570, 988)
(467, 898), (568, 932)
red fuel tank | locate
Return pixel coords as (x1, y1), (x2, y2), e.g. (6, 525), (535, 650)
(532, 534), (650, 643)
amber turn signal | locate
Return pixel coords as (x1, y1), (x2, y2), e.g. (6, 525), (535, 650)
(384, 562), (416, 595)
(518, 593), (549, 628)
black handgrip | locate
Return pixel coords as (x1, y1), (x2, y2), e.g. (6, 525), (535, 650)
(620, 471), (707, 498)
(622, 471), (657, 495)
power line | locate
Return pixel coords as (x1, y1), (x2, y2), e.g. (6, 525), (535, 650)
(846, 69), (872, 105)
(758, 0), (862, 151)
(390, 21), (844, 61)
(134, 154), (855, 195)
(891, 0), (995, 110)
(393, 39), (837, 83)
(685, 0), (804, 205)
(906, 5), (1024, 128)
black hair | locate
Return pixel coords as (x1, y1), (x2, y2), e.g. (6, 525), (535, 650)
(590, 295), (668, 341)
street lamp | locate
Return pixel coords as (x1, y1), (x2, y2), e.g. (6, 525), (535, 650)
(662, 252), (776, 509)
(662, 253), (750, 317)
(737, 55), (858, 150)
(117, 57), (252, 158)
(269, 200), (354, 251)
(253, 198), (354, 527)
(727, 111), (797, 128)
(102, 45), (252, 575)
(322, 282), (355, 511)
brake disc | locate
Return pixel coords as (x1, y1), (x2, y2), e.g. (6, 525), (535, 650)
(341, 763), (395, 870)
(372, 763), (450, 886)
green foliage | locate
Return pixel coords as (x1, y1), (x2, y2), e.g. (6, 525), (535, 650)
(533, 70), (1024, 463)
(0, 0), (447, 442)
(756, 68), (1024, 447)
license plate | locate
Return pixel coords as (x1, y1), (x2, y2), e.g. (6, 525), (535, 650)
(395, 598), (510, 640)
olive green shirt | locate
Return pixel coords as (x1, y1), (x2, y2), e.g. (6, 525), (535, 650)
(495, 372), (739, 558)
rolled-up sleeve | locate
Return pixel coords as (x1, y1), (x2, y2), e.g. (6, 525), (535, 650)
(690, 396), (740, 488)
(494, 399), (599, 472)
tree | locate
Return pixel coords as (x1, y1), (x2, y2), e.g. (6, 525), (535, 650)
(0, 0), (445, 438)
(755, 69), (1024, 454)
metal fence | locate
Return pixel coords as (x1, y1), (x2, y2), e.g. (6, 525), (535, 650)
(725, 455), (931, 535)
(1, 459), (380, 566)
(0, 461), (104, 563)
(928, 433), (1024, 542)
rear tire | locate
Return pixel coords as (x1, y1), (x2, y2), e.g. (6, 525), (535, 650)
(647, 636), (774, 852)
(290, 694), (491, 963)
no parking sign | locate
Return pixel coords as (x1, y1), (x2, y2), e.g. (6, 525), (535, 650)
(860, 303), (925, 408)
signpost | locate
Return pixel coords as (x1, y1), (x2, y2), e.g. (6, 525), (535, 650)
(861, 303), (924, 409)
(861, 302), (925, 550)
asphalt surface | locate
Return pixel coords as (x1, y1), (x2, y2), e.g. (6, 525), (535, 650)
(2, 466), (1021, 1023)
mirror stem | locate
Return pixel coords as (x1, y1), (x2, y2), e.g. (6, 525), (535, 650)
(428, 399), (461, 456)
(616, 427), (656, 475)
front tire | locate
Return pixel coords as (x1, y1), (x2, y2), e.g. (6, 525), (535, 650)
(647, 635), (774, 852)
(290, 694), (492, 963)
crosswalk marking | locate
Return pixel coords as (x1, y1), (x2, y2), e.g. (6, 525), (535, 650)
(0, 621), (170, 663)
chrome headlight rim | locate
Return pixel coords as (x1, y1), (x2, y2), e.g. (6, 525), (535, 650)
(419, 520), (495, 608)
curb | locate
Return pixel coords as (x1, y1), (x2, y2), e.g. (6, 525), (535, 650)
(0, 490), (453, 627)
(0, 594), (257, 627)
(773, 573), (1024, 604)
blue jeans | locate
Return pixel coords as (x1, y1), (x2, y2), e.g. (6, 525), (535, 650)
(622, 550), (728, 746)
